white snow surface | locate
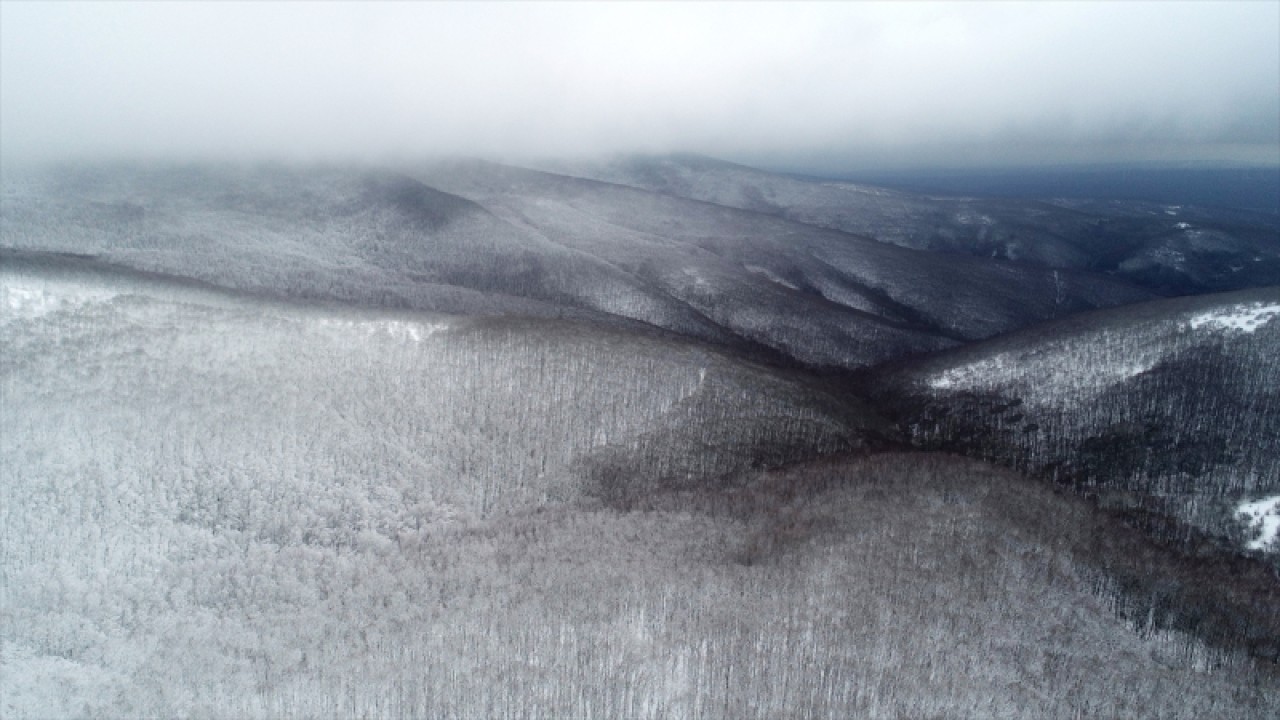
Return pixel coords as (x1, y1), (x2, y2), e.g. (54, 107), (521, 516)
(1237, 495), (1280, 552)
(1188, 302), (1280, 334)
(926, 348), (1157, 402)
(924, 299), (1280, 400)
(2, 280), (121, 321)
(743, 264), (800, 290)
(926, 352), (1016, 391)
(314, 317), (449, 343)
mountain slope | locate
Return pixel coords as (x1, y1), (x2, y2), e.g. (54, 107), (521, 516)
(412, 159), (1154, 367)
(4, 448), (1276, 719)
(3, 161), (1154, 370)
(870, 286), (1280, 558)
(553, 154), (1280, 294)
(0, 164), (747, 350)
(3, 168), (1278, 718)
(2, 253), (884, 520)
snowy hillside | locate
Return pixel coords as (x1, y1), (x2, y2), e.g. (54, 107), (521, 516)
(5, 441), (1277, 718)
(414, 159), (1153, 366)
(0, 166), (751, 350)
(872, 287), (1280, 557)
(2, 158), (1277, 717)
(554, 154), (1280, 295)
(2, 161), (1156, 370)
(1, 254), (878, 522)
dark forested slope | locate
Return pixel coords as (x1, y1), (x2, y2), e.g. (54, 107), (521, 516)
(5, 435), (1277, 719)
(3, 158), (1278, 718)
(3, 161), (1154, 370)
(870, 287), (1280, 560)
(413, 159), (1153, 367)
(1, 253), (881, 521)
(555, 154), (1280, 295)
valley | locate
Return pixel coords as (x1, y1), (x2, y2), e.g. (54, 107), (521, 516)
(2, 156), (1278, 718)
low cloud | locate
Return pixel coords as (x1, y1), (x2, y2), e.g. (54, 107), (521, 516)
(2, 2), (1277, 169)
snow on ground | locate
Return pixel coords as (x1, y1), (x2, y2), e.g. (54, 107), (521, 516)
(680, 267), (713, 292)
(312, 317), (449, 343)
(1188, 303), (1280, 334)
(743, 264), (799, 290)
(1237, 495), (1280, 551)
(822, 182), (892, 197)
(1, 280), (121, 321)
(954, 211), (994, 226)
(927, 349), (1157, 399)
(2, 275), (453, 344)
(1150, 246), (1188, 270)
(1, 643), (126, 720)
(926, 353), (1012, 391)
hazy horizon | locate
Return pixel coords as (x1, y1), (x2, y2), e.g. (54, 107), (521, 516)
(4, 7), (1280, 715)
(2, 2), (1278, 173)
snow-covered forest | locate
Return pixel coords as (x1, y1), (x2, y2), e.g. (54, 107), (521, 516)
(6, 417), (1276, 718)
(2, 158), (1278, 719)
(4, 1), (1280, 715)
(874, 288), (1280, 557)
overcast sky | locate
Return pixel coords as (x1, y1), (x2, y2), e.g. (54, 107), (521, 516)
(2, 1), (1277, 171)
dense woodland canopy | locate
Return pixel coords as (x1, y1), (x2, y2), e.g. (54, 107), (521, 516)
(2, 157), (1278, 718)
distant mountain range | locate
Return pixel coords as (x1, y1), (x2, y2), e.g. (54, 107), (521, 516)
(3, 160), (1161, 370)
(552, 154), (1280, 295)
(826, 165), (1280, 217)
(2, 155), (1277, 717)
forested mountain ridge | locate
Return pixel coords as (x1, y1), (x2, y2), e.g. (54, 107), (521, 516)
(2, 160), (1157, 370)
(551, 153), (1280, 295)
(1, 164), (738, 342)
(2, 156), (1279, 718)
(5, 392), (1278, 720)
(869, 287), (1280, 562)
(413, 159), (1160, 363)
(1, 253), (883, 518)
